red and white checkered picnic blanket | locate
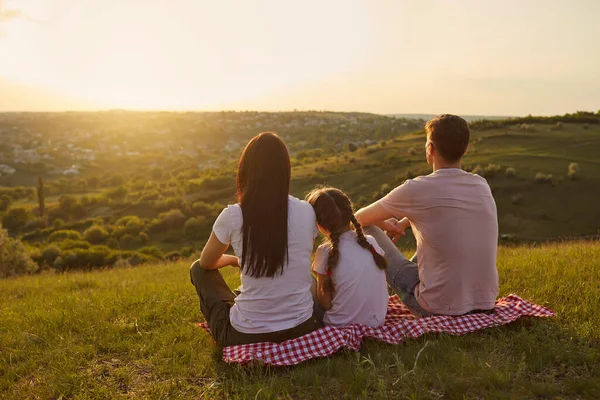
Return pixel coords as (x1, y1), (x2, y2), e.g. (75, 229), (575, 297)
(197, 294), (554, 366)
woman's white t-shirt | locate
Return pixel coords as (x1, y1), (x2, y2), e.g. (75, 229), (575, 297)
(212, 196), (318, 334)
(312, 231), (388, 327)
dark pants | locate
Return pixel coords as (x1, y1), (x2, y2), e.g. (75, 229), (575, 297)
(190, 260), (322, 347)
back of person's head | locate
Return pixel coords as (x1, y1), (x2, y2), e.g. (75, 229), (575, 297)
(306, 187), (387, 292)
(425, 114), (470, 163)
(236, 132), (290, 278)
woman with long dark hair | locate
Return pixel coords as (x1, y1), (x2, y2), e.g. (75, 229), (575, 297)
(190, 132), (322, 346)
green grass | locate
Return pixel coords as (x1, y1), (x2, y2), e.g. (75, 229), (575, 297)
(2, 242), (599, 399)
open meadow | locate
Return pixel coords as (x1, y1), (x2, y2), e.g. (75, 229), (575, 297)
(1, 241), (599, 399)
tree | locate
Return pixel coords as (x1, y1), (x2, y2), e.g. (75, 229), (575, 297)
(37, 176), (45, 217)
(1, 207), (32, 233)
(0, 224), (37, 278)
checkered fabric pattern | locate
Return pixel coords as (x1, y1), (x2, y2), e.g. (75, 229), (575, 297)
(197, 294), (554, 366)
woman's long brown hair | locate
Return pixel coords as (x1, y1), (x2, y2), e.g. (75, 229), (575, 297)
(237, 132), (290, 278)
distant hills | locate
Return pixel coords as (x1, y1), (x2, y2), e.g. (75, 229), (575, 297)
(387, 114), (515, 122)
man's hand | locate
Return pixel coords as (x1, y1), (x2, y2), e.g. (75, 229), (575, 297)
(385, 217), (411, 243)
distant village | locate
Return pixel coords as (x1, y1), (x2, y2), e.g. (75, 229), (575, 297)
(0, 111), (423, 182)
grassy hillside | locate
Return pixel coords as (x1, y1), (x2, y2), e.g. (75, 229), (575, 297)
(2, 113), (599, 274)
(1, 242), (599, 399)
(291, 121), (600, 240)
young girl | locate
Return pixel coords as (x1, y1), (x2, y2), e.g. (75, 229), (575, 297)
(306, 187), (389, 327)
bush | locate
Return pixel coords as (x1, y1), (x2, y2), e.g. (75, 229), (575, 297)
(568, 163), (580, 180)
(150, 209), (188, 232)
(55, 196), (86, 221)
(48, 230), (82, 242)
(38, 245), (61, 267)
(483, 164), (502, 177)
(505, 167), (516, 178)
(347, 142), (358, 152)
(139, 246), (164, 259)
(113, 216), (145, 238)
(472, 165), (485, 177)
(2, 207), (33, 233)
(183, 217), (205, 238)
(519, 123), (536, 132)
(119, 234), (137, 248)
(534, 173), (553, 184)
(165, 251), (181, 261)
(0, 224), (38, 278)
(83, 225), (109, 244)
(54, 240), (91, 251)
(0, 195), (12, 212)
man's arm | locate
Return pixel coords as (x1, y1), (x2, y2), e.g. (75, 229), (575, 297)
(355, 202), (397, 230)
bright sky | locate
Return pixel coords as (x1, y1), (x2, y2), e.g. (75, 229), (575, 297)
(0, 0), (598, 115)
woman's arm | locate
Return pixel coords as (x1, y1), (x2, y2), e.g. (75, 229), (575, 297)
(198, 231), (237, 270)
(315, 273), (334, 310)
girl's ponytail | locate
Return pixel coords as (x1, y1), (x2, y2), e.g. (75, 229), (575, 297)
(351, 215), (387, 270)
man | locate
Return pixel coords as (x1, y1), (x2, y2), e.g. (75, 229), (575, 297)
(356, 114), (499, 317)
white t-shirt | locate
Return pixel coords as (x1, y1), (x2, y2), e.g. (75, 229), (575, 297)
(378, 168), (499, 315)
(212, 195), (318, 334)
(312, 231), (388, 327)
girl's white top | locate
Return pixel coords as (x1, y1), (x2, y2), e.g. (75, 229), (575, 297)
(312, 231), (388, 327)
(213, 196), (318, 334)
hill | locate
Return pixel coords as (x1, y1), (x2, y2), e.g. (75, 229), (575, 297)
(1, 242), (598, 398)
(1, 111), (599, 273)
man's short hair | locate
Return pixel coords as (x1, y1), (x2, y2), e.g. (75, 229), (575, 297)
(425, 114), (470, 163)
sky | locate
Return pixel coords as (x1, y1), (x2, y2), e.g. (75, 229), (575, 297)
(0, 0), (599, 115)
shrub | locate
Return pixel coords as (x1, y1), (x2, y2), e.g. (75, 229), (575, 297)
(84, 225), (109, 244)
(39, 246), (61, 266)
(568, 163), (580, 180)
(151, 209), (188, 232)
(505, 167), (516, 178)
(519, 123), (536, 132)
(53, 218), (66, 229)
(0, 195), (12, 212)
(54, 240), (91, 251)
(55, 196), (85, 221)
(49, 230), (82, 242)
(120, 234), (137, 248)
(139, 246), (164, 259)
(534, 173), (553, 184)
(483, 164), (502, 177)
(472, 165), (485, 177)
(107, 237), (119, 249)
(24, 218), (47, 232)
(0, 224), (38, 278)
(2, 207), (33, 233)
(183, 217), (205, 238)
(138, 232), (149, 244)
(165, 251), (181, 261)
(347, 142), (358, 152)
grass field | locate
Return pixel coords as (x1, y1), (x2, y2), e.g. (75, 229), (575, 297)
(1, 242), (599, 399)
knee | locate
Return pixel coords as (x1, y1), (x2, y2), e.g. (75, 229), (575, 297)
(189, 259), (205, 285)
